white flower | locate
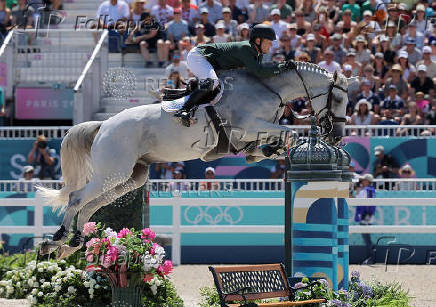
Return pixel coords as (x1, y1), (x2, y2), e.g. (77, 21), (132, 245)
(104, 227), (117, 239)
(16, 282), (21, 287)
(95, 284), (100, 289)
(54, 285), (61, 292)
(37, 268), (44, 272)
(37, 291), (43, 297)
(154, 278), (162, 287)
(150, 284), (157, 295)
(6, 286), (14, 294)
(67, 286), (76, 294)
(42, 282), (51, 288)
(83, 281), (90, 287)
(27, 279), (33, 287)
(0, 288), (4, 294)
(89, 288), (94, 296)
(33, 282), (39, 288)
(31, 288), (38, 295)
(142, 254), (160, 271)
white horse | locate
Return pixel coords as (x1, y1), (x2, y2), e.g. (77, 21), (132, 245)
(38, 62), (354, 258)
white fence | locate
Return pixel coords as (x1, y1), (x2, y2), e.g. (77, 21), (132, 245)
(3, 178), (436, 193)
(1, 182), (436, 264)
(2, 125), (436, 139)
(0, 127), (70, 139)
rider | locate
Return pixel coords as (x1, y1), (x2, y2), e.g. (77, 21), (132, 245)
(174, 23), (292, 126)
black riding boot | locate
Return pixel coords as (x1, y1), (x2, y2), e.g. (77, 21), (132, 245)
(174, 78), (215, 127)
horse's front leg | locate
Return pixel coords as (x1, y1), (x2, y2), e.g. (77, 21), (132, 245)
(243, 120), (298, 162)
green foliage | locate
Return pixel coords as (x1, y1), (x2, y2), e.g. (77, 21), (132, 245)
(0, 252), (36, 280)
(90, 187), (145, 231)
(199, 286), (221, 307)
(142, 279), (184, 307)
(366, 281), (411, 307)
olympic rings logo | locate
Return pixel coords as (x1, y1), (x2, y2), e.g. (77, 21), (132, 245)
(184, 206), (244, 225)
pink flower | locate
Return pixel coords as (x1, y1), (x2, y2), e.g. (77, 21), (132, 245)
(107, 246), (119, 262)
(100, 254), (113, 268)
(86, 238), (102, 255)
(85, 253), (94, 262)
(158, 260), (173, 276)
(143, 273), (154, 283)
(86, 237), (100, 249)
(83, 222), (98, 236)
(117, 228), (132, 238)
(150, 243), (161, 255)
(101, 237), (111, 246)
(141, 228), (156, 240)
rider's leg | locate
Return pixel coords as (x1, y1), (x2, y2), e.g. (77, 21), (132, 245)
(174, 47), (219, 126)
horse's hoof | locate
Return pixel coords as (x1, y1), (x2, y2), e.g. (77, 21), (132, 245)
(69, 231), (84, 247)
(261, 145), (276, 157)
(39, 241), (60, 255)
(53, 225), (68, 242)
(57, 245), (79, 260)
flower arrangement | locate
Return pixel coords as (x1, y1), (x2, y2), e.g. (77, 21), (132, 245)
(83, 222), (174, 304)
(0, 248), (183, 307)
(0, 260), (110, 306)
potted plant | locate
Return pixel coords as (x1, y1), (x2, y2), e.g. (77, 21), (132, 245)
(83, 223), (173, 307)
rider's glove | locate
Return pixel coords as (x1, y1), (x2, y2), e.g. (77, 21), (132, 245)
(278, 60), (296, 73)
(284, 60), (297, 70)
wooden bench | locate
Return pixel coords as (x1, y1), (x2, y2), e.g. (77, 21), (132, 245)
(209, 263), (326, 307)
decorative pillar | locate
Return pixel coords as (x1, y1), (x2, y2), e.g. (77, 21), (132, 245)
(285, 118), (352, 291)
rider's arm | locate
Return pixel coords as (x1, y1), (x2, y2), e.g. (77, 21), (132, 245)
(238, 46), (286, 78)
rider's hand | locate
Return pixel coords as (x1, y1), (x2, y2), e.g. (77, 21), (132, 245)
(284, 60), (296, 70)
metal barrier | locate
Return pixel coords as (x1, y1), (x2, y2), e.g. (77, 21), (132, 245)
(73, 29), (109, 124)
(0, 30), (14, 98)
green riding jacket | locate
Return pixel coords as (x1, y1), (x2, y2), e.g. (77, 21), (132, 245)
(195, 41), (286, 79)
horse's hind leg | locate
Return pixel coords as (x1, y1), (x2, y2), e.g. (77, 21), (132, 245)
(58, 152), (139, 235)
(56, 163), (150, 259)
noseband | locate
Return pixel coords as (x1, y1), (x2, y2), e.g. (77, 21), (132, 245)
(288, 64), (348, 134)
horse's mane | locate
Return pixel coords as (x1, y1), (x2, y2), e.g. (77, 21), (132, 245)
(217, 61), (332, 80)
(294, 61), (331, 78)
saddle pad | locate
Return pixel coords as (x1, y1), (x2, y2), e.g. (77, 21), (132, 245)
(161, 80), (224, 113)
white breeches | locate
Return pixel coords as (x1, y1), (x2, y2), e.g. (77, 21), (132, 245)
(187, 47), (219, 88)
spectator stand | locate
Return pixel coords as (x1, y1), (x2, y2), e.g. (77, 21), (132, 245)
(0, 28), (104, 124)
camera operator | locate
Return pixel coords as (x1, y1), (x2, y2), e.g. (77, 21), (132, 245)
(27, 135), (56, 180)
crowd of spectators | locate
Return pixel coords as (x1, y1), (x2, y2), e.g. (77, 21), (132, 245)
(0, 0), (64, 45)
(91, 0), (436, 132)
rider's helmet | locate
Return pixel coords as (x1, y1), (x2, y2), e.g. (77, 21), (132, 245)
(250, 24), (276, 51)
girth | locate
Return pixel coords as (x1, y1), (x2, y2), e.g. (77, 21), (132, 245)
(205, 106), (238, 155)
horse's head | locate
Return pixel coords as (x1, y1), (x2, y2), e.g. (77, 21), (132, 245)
(310, 70), (356, 144)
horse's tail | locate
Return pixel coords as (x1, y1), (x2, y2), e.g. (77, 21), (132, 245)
(36, 121), (102, 213)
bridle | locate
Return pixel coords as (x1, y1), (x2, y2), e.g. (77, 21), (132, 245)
(256, 61), (348, 134)
(288, 64), (348, 135)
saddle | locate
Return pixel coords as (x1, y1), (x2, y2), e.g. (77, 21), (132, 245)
(161, 78), (221, 102)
